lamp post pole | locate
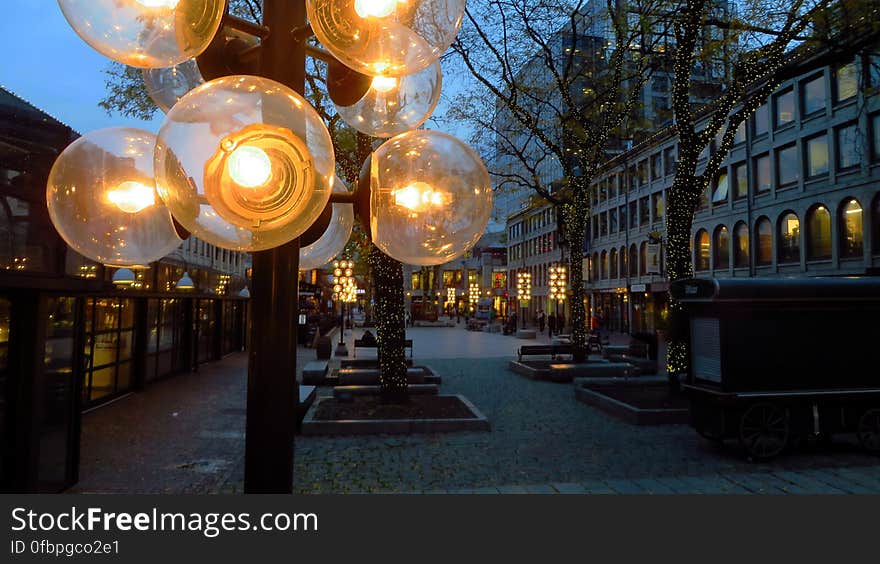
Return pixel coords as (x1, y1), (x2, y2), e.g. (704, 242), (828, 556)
(243, 0), (304, 494)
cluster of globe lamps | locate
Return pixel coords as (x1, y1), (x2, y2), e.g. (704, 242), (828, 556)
(47, 0), (493, 287)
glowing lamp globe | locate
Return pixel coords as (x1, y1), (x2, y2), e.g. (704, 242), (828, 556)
(57, 0), (225, 68)
(46, 127), (183, 267)
(307, 0), (465, 78)
(300, 178), (355, 271)
(335, 60), (441, 138)
(143, 58), (205, 113)
(154, 75), (335, 252)
(368, 130), (492, 266)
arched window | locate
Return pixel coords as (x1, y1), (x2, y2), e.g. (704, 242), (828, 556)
(756, 217), (772, 265)
(778, 212), (801, 264)
(609, 248), (618, 279)
(694, 230), (710, 271)
(839, 198), (863, 259)
(620, 246), (628, 277)
(630, 244), (638, 278)
(714, 226), (730, 270)
(600, 250), (608, 279)
(639, 242), (648, 275)
(733, 222), (750, 267)
(806, 205), (831, 260)
(873, 195), (880, 253)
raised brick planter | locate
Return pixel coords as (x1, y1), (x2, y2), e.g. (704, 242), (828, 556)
(301, 394), (490, 436)
(574, 382), (689, 426)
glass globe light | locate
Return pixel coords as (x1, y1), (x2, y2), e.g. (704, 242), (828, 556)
(46, 127), (182, 267)
(299, 178), (355, 271)
(307, 0), (465, 78)
(155, 75), (335, 252)
(368, 130), (492, 266)
(57, 0), (225, 68)
(335, 59), (441, 138)
(142, 58), (205, 113)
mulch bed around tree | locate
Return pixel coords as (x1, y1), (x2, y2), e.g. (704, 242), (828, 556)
(583, 383), (690, 410)
(314, 395), (477, 421)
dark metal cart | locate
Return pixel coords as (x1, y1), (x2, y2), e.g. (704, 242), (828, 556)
(670, 277), (880, 460)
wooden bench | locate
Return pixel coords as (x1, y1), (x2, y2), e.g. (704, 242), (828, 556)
(517, 344), (573, 362)
(353, 338), (413, 358)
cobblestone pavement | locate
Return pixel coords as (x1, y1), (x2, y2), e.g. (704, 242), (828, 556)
(71, 329), (880, 494)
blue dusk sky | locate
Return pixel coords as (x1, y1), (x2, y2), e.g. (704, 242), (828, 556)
(0, 0), (161, 134)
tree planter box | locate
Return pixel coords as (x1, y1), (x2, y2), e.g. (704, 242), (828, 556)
(574, 381), (689, 425)
(509, 359), (634, 382)
(336, 365), (441, 386)
(301, 394), (490, 435)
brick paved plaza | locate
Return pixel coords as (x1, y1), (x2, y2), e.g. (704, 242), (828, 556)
(71, 325), (880, 494)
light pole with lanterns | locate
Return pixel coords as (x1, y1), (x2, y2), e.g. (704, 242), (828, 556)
(332, 258), (354, 355)
(516, 271), (531, 330)
(549, 264), (567, 331)
(47, 0), (493, 493)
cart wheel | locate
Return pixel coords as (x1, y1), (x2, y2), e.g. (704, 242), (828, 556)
(856, 408), (880, 453)
(739, 403), (789, 460)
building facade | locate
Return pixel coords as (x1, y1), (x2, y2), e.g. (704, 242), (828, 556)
(0, 87), (251, 492)
(586, 49), (880, 334)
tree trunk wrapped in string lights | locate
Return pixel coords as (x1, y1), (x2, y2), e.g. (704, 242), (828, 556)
(369, 243), (409, 404)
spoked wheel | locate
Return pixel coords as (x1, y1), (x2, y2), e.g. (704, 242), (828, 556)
(739, 403), (789, 460)
(856, 408), (880, 453)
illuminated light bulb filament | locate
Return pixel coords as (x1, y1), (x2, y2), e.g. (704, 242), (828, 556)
(227, 146), (272, 188)
(107, 181), (156, 214)
(135, 0), (181, 9)
(371, 76), (398, 93)
(354, 0), (397, 19)
(392, 182), (446, 212)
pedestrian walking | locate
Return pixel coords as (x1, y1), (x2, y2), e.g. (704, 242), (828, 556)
(558, 311), (565, 333)
(548, 312), (556, 337)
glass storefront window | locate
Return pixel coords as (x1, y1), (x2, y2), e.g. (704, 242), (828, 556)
(778, 212), (801, 264)
(714, 226), (729, 269)
(734, 222), (749, 267)
(756, 217), (772, 266)
(840, 199), (863, 259)
(695, 230), (710, 271)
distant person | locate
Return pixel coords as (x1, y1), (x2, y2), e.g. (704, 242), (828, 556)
(548, 312), (556, 337)
(558, 311), (565, 333)
(510, 311), (517, 332)
(538, 309), (545, 333)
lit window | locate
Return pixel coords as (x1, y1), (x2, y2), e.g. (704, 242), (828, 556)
(652, 192), (664, 221)
(714, 226), (729, 269)
(840, 199), (863, 259)
(695, 230), (710, 271)
(778, 212), (801, 264)
(805, 134), (829, 177)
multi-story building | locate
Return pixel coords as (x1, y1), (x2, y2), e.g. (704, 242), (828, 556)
(403, 231), (508, 321)
(0, 86), (251, 492)
(586, 47), (880, 334)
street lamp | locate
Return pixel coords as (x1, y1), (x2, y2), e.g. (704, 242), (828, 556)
(49, 0), (488, 494)
(549, 263), (567, 330)
(332, 258), (354, 355)
(516, 271), (531, 329)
